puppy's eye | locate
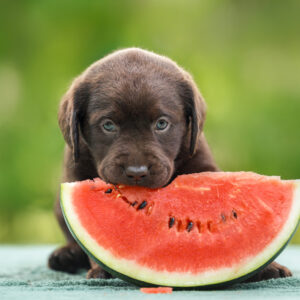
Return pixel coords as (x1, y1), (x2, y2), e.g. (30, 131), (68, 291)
(155, 118), (169, 131)
(102, 120), (117, 132)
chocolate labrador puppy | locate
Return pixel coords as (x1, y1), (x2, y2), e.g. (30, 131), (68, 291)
(49, 48), (291, 282)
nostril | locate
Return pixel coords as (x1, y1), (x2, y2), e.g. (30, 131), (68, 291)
(125, 165), (148, 181)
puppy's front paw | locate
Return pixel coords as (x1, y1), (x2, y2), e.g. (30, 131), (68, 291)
(86, 266), (113, 279)
(245, 261), (292, 283)
(48, 243), (90, 273)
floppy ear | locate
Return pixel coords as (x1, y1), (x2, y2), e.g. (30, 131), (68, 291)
(179, 72), (207, 157)
(58, 78), (89, 163)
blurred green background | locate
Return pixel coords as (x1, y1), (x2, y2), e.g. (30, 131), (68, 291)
(0, 0), (299, 244)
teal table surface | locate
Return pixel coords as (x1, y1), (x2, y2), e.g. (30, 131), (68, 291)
(0, 245), (300, 299)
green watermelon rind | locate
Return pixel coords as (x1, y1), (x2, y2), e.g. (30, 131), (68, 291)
(60, 180), (300, 289)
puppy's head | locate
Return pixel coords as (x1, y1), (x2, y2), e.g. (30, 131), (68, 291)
(59, 48), (206, 188)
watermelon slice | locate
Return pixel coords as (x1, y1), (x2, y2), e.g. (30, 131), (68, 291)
(61, 172), (300, 288)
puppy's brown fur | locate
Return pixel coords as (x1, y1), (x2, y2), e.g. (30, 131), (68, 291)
(49, 48), (291, 282)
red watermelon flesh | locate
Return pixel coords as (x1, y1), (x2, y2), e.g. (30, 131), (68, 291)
(140, 287), (173, 294)
(61, 172), (300, 288)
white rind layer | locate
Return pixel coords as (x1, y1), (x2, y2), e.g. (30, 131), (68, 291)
(61, 180), (300, 287)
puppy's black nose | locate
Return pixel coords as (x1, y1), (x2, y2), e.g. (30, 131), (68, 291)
(125, 165), (148, 181)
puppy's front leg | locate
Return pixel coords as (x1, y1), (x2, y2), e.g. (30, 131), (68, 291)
(86, 258), (113, 279)
(48, 194), (90, 273)
(245, 261), (292, 283)
(49, 147), (112, 278)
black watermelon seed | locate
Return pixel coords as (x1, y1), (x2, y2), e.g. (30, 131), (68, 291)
(169, 217), (175, 228)
(104, 188), (112, 194)
(131, 201), (138, 207)
(187, 221), (193, 232)
(221, 214), (226, 222)
(232, 210), (238, 219)
(137, 201), (147, 210)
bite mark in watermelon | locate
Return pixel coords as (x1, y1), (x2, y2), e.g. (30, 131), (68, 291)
(61, 172), (300, 288)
